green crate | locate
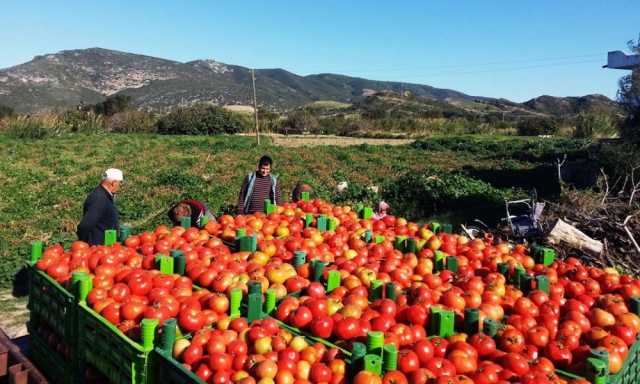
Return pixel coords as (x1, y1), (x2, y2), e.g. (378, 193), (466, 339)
(28, 266), (77, 342)
(599, 336), (640, 384)
(27, 323), (80, 384)
(77, 303), (157, 384)
(150, 349), (205, 384)
(557, 335), (640, 384)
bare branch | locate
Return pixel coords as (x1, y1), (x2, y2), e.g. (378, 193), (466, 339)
(556, 154), (567, 185)
(630, 166), (640, 206)
(600, 168), (610, 206)
(621, 215), (640, 253)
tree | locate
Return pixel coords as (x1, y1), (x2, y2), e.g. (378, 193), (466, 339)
(517, 118), (559, 136)
(92, 95), (133, 116)
(618, 38), (640, 142)
(156, 103), (247, 135)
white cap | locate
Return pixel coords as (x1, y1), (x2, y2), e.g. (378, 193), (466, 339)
(102, 168), (124, 182)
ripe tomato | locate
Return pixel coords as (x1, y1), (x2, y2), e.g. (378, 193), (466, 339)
(382, 371), (408, 384)
(397, 350), (420, 374)
(502, 352), (529, 375)
(499, 328), (525, 353)
(526, 326), (550, 348)
(469, 333), (496, 357)
(413, 339), (434, 365)
(310, 316), (334, 338)
(545, 340), (572, 368)
(209, 352), (232, 371)
(354, 371), (382, 384)
(179, 307), (204, 333)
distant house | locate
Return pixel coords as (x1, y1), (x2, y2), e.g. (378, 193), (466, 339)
(603, 51), (640, 70)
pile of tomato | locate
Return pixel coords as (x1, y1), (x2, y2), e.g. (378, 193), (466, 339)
(33, 198), (640, 384)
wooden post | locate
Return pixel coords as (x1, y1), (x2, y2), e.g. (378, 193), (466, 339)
(251, 68), (260, 145)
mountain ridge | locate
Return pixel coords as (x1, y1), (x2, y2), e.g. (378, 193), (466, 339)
(0, 47), (621, 116)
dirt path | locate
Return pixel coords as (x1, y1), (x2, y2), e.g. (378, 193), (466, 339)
(243, 133), (414, 147)
(0, 291), (28, 339)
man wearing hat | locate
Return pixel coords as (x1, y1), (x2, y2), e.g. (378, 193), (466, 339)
(77, 168), (123, 245)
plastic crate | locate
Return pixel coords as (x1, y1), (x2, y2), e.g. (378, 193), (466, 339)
(602, 337), (640, 384)
(27, 329), (76, 384)
(556, 336), (640, 384)
(149, 349), (204, 384)
(27, 267), (80, 384)
(27, 267), (77, 342)
(77, 303), (157, 384)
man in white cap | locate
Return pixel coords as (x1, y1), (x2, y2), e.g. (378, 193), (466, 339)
(77, 168), (123, 245)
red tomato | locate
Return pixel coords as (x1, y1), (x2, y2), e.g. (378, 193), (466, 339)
(209, 352), (232, 371)
(469, 333), (496, 357)
(310, 363), (332, 382)
(413, 339), (435, 365)
(545, 340), (572, 368)
(499, 328), (525, 353)
(502, 352), (529, 375)
(397, 350), (420, 374)
(179, 307), (204, 333)
(382, 371), (408, 384)
(526, 326), (550, 348)
(310, 316), (334, 339)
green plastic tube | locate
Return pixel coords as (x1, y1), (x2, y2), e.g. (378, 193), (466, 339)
(159, 318), (176, 355)
(30, 241), (43, 263)
(141, 318), (159, 352)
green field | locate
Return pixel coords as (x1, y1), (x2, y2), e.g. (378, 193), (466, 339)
(0, 133), (601, 288)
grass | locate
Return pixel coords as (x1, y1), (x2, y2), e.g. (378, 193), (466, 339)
(0, 132), (596, 289)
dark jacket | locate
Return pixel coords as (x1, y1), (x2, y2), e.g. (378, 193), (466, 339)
(77, 185), (118, 245)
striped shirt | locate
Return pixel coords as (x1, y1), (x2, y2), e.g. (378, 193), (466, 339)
(237, 172), (282, 214)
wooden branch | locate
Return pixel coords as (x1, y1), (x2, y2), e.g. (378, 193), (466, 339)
(622, 215), (640, 253)
(630, 166), (640, 207)
(547, 219), (604, 256)
(556, 154), (567, 185)
(600, 168), (609, 206)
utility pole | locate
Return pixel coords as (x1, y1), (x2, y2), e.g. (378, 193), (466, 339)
(251, 68), (260, 145)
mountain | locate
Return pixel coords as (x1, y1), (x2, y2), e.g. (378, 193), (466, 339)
(0, 48), (621, 115)
(523, 94), (622, 117)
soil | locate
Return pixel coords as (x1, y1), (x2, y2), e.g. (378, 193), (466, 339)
(0, 290), (28, 339)
(244, 133), (414, 147)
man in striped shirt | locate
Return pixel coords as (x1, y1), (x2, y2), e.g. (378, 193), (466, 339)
(237, 155), (282, 214)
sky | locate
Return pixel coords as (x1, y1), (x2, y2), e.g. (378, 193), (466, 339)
(0, 0), (638, 102)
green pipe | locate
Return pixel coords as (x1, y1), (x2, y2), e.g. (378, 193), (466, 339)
(141, 318), (159, 352)
(382, 344), (398, 372)
(159, 318), (177, 355)
(30, 241), (43, 263)
(104, 229), (117, 246)
(264, 289), (276, 314)
(118, 225), (131, 242)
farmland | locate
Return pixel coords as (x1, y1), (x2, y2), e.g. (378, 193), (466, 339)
(0, 133), (602, 291)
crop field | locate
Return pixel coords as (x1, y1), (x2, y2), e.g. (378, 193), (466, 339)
(0, 133), (597, 292)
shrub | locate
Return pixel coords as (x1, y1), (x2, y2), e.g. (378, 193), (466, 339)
(517, 118), (559, 136)
(107, 111), (157, 133)
(90, 95), (133, 116)
(382, 169), (517, 220)
(157, 104), (248, 135)
(62, 110), (104, 133)
(0, 104), (14, 119)
(281, 110), (319, 134)
(2, 115), (67, 139)
(574, 113), (617, 138)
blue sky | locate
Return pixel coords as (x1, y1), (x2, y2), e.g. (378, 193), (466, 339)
(1, 0), (638, 102)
